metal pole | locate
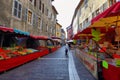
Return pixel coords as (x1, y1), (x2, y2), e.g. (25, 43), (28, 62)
(0, 33), (4, 47)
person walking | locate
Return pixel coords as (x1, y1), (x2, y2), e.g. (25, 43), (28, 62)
(65, 47), (68, 56)
(65, 43), (69, 56)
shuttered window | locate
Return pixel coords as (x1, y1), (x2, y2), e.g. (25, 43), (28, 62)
(13, 0), (22, 19)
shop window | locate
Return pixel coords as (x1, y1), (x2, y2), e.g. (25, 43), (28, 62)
(27, 10), (33, 24)
(13, 0), (22, 19)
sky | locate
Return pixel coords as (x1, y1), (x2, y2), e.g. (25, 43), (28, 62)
(52, 0), (80, 31)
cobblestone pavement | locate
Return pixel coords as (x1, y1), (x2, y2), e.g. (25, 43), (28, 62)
(0, 46), (96, 80)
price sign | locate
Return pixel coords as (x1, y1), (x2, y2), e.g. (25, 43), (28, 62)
(102, 60), (108, 69)
(116, 59), (120, 67)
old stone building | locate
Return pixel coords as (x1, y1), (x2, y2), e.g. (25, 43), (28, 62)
(0, 0), (58, 36)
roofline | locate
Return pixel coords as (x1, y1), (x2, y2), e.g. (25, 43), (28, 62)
(52, 5), (58, 14)
(71, 0), (84, 26)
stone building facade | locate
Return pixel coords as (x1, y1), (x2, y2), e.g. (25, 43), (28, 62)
(0, 0), (58, 36)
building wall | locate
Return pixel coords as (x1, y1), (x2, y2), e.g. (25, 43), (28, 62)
(56, 22), (62, 38)
(66, 25), (73, 40)
(0, 0), (57, 37)
(78, 0), (108, 31)
(72, 0), (117, 36)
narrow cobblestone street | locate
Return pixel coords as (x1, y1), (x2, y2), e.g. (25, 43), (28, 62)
(0, 46), (96, 80)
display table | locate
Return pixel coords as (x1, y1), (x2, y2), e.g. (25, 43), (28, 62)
(0, 49), (49, 72)
(76, 49), (98, 79)
(102, 63), (120, 80)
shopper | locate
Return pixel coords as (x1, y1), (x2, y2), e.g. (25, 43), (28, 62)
(65, 47), (68, 56)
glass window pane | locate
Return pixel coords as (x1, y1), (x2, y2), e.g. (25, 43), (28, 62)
(14, 1), (18, 8)
(19, 4), (21, 11)
(14, 9), (17, 16)
(18, 11), (21, 18)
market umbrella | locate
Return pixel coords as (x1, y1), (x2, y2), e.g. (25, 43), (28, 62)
(91, 2), (120, 48)
(72, 26), (115, 39)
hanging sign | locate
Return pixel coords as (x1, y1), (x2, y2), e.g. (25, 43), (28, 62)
(92, 29), (101, 41)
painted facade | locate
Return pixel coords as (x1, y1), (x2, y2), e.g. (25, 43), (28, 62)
(55, 22), (62, 38)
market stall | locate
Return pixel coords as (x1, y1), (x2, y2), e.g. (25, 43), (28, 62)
(0, 26), (52, 72)
(51, 36), (61, 52)
(74, 2), (120, 80)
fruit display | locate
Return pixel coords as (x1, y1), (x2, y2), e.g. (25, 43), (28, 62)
(0, 46), (38, 60)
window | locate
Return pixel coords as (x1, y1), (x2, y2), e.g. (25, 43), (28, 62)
(46, 24), (48, 32)
(27, 10), (33, 24)
(23, 8), (28, 21)
(39, 0), (41, 10)
(85, 18), (88, 23)
(34, 0), (36, 7)
(13, 0), (22, 18)
(33, 14), (37, 27)
(38, 17), (41, 28)
(40, 19), (43, 30)
(103, 2), (108, 11)
(29, 0), (36, 6)
(50, 27), (52, 33)
(29, 0), (33, 2)
(42, 4), (44, 13)
(96, 9), (100, 15)
(84, 0), (88, 8)
(80, 23), (82, 28)
(92, 12), (95, 18)
(46, 9), (48, 16)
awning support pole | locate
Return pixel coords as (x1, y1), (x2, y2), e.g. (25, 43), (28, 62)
(0, 33), (4, 47)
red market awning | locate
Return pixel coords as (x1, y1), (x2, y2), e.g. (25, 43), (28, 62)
(72, 27), (93, 39)
(72, 27), (115, 39)
(91, 2), (120, 27)
(0, 26), (13, 32)
(30, 35), (49, 40)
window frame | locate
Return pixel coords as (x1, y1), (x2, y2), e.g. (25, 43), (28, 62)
(27, 9), (33, 25)
(12, 0), (22, 19)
